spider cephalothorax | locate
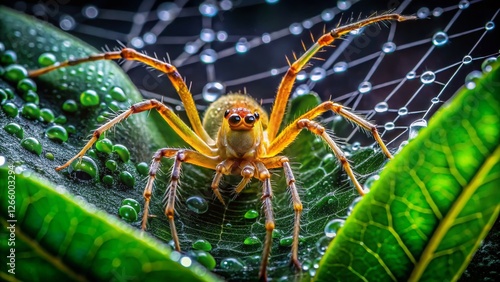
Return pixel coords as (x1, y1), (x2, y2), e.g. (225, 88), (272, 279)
(29, 13), (416, 281)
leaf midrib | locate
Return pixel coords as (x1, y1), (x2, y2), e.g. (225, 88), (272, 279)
(0, 218), (88, 282)
(408, 144), (500, 281)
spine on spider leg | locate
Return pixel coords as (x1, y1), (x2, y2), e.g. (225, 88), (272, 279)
(29, 51), (122, 77)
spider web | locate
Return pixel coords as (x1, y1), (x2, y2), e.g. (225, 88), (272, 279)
(7, 0), (499, 280)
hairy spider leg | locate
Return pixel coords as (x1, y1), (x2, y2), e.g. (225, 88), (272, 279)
(261, 156), (302, 270)
(267, 13), (417, 141)
(29, 48), (215, 145)
(54, 99), (216, 171)
(145, 149), (220, 249)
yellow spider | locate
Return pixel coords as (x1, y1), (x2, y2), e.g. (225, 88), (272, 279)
(29, 13), (415, 281)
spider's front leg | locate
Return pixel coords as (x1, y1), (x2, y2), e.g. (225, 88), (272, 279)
(55, 99), (216, 171)
(265, 101), (393, 195)
(143, 148), (219, 250)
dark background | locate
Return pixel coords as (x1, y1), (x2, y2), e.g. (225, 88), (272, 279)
(4, 0), (499, 148)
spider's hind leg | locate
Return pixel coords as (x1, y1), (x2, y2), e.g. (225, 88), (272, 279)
(142, 148), (220, 251)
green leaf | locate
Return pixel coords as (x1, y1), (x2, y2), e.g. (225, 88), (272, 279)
(315, 61), (500, 280)
(0, 167), (218, 282)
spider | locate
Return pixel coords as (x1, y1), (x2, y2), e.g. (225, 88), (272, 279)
(29, 13), (415, 281)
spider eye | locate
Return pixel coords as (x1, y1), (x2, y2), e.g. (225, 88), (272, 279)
(254, 112), (260, 120)
(228, 114), (241, 125)
(224, 109), (230, 118)
(244, 115), (256, 124)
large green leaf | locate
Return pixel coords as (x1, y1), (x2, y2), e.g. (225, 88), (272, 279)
(0, 167), (218, 282)
(315, 59), (500, 280)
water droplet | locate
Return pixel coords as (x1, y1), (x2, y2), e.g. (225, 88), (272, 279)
(199, 1), (218, 17)
(157, 2), (178, 21)
(4, 64), (28, 83)
(432, 31), (448, 46)
(130, 37), (144, 49)
(46, 125), (68, 142)
(80, 89), (100, 107)
(333, 61), (347, 73)
(321, 9), (335, 21)
(310, 67), (326, 81)
(4, 123), (24, 139)
(244, 209), (259, 219)
(409, 119), (427, 140)
(324, 218), (345, 238)
(38, 52), (56, 66)
(192, 239), (213, 251)
(351, 142), (360, 151)
(220, 258), (245, 271)
(481, 57), (497, 73)
(82, 5), (99, 18)
(363, 174), (379, 193)
(289, 23), (303, 35)
(121, 198), (141, 214)
(202, 81), (224, 102)
(217, 31), (228, 41)
(62, 99), (78, 112)
(279, 236), (293, 247)
(432, 7), (443, 17)
(186, 196), (209, 214)
(235, 38), (250, 53)
(398, 107), (408, 116)
(21, 103), (40, 120)
(143, 32), (157, 45)
(272, 229), (282, 239)
(200, 28), (215, 42)
(294, 84), (310, 96)
(458, 0), (469, 9)
(40, 108), (55, 123)
(316, 236), (331, 254)
(292, 71), (306, 82)
(406, 71), (416, 80)
(59, 15), (75, 30)
(21, 137), (42, 155)
(105, 160), (117, 171)
(200, 49), (218, 63)
(136, 162), (149, 176)
(119, 171), (135, 187)
(265, 0), (279, 3)
(184, 42), (198, 54)
(220, 0), (233, 10)
(347, 196), (363, 216)
(431, 97), (440, 104)
(109, 86), (127, 102)
(2, 102), (18, 117)
(118, 205), (137, 222)
(102, 175), (114, 185)
(0, 156), (5, 166)
(189, 250), (216, 270)
(462, 55), (472, 64)
(382, 42), (396, 53)
(302, 260), (312, 271)
(349, 27), (364, 35)
(464, 70), (482, 89)
(384, 122), (395, 131)
(243, 236), (262, 246)
(358, 81), (372, 94)
(69, 156), (98, 180)
(374, 101), (388, 112)
(261, 33), (271, 43)
(302, 20), (313, 29)
(417, 7), (430, 18)
(337, 0), (352, 10)
(180, 256), (192, 267)
(420, 71), (436, 84)
(485, 21), (495, 31)
(112, 144), (130, 162)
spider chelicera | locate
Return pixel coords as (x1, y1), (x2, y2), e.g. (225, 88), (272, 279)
(29, 13), (416, 281)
